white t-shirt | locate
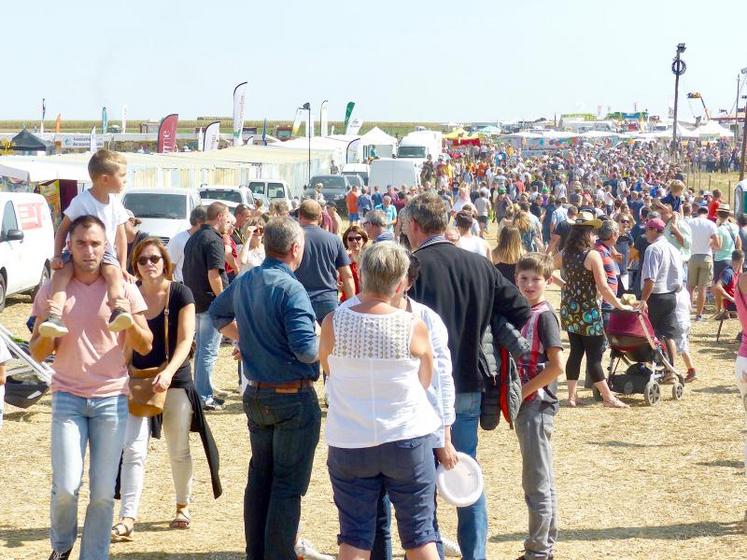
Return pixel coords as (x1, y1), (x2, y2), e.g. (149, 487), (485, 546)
(166, 229), (192, 282)
(457, 235), (490, 258)
(688, 216), (718, 256)
(64, 189), (129, 253)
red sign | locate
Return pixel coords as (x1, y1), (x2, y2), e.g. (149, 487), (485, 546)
(157, 113), (179, 153)
(16, 201), (45, 230)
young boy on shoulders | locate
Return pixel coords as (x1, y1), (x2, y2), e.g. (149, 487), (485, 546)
(513, 252), (564, 560)
(38, 149), (133, 338)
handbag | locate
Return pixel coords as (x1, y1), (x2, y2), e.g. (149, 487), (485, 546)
(128, 284), (171, 417)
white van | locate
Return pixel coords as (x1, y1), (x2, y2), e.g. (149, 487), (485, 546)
(122, 187), (202, 245)
(0, 192), (54, 311)
(368, 159), (421, 190)
(246, 178), (292, 206)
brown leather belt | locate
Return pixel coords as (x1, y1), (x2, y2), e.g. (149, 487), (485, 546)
(246, 379), (313, 393)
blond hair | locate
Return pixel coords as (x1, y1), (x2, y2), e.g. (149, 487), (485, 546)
(88, 149), (127, 179)
(492, 226), (524, 264)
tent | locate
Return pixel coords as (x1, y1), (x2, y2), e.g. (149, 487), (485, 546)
(11, 129), (54, 154)
(694, 121), (734, 139)
(0, 157), (90, 182)
(476, 125), (502, 135)
(356, 127), (397, 158)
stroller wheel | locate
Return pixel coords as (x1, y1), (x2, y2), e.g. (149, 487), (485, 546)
(671, 383), (684, 401)
(643, 381), (661, 406)
(592, 386), (603, 402)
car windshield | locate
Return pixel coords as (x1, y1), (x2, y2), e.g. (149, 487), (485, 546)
(123, 193), (186, 219)
(311, 176), (346, 189)
(200, 189), (243, 203)
(267, 183), (286, 199)
(248, 182), (265, 196)
(343, 175), (363, 187)
(397, 146), (426, 158)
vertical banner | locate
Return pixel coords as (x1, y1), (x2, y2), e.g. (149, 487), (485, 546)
(55, 114), (61, 134)
(291, 108), (304, 136)
(40, 98), (46, 134)
(301, 102), (311, 139)
(262, 118), (268, 146)
(102, 106), (109, 134)
(122, 105), (128, 134)
(232, 81), (248, 146)
(320, 100), (329, 137)
(157, 113), (179, 153)
(90, 126), (97, 152)
(197, 128), (205, 151)
(347, 118), (363, 136)
(343, 101), (355, 132)
(40, 181), (62, 228)
(203, 120), (221, 151)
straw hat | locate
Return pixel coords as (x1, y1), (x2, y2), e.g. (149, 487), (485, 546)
(572, 210), (603, 229)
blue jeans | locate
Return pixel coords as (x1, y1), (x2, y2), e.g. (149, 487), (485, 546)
(50, 391), (128, 559)
(451, 392), (488, 560)
(311, 299), (338, 324)
(243, 386), (321, 560)
(195, 311), (221, 401)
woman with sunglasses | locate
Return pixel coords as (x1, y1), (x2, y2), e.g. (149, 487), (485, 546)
(238, 219), (266, 274)
(113, 238), (221, 542)
(340, 225), (369, 302)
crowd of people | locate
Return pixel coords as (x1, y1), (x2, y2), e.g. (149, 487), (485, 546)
(0, 140), (745, 560)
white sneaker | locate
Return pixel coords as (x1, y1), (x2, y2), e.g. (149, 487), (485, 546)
(294, 538), (334, 560)
(442, 536), (462, 557)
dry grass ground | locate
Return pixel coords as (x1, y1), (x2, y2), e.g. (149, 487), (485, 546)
(1, 228), (745, 559)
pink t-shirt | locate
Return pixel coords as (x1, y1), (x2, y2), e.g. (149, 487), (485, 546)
(32, 277), (147, 398)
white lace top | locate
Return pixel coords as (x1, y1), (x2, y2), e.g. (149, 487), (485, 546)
(326, 306), (441, 448)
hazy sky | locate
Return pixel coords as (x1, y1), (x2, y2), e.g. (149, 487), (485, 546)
(5, 0), (747, 123)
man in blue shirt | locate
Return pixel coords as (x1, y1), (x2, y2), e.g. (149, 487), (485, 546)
(209, 216), (321, 560)
(375, 195), (398, 233)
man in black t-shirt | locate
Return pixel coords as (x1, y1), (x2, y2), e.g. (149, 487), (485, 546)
(183, 201), (230, 410)
(548, 205), (577, 255)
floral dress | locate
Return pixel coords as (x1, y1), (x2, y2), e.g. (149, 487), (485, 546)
(560, 250), (603, 336)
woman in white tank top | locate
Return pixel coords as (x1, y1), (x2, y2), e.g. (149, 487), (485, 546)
(319, 242), (441, 560)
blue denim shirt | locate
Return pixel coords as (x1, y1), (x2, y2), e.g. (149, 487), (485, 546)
(209, 258), (320, 383)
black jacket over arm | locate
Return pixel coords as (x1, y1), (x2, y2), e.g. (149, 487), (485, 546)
(410, 241), (531, 394)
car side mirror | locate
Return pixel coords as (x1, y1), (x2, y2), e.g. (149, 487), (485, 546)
(4, 229), (24, 241)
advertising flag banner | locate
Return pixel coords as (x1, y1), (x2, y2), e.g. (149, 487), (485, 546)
(347, 117), (363, 136)
(157, 113), (179, 153)
(262, 118), (268, 145)
(41, 98), (46, 134)
(291, 108), (304, 136)
(102, 107), (109, 134)
(320, 100), (329, 137)
(55, 114), (61, 134)
(343, 101), (355, 131)
(232, 81), (248, 145)
(197, 128), (204, 151)
(203, 120), (220, 151)
(122, 105), (128, 134)
(90, 126), (96, 152)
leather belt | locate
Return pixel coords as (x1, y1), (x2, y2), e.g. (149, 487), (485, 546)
(246, 379), (313, 393)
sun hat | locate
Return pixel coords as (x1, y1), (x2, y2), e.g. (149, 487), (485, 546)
(716, 203), (732, 214)
(436, 452), (484, 508)
(572, 211), (602, 229)
(645, 218), (666, 232)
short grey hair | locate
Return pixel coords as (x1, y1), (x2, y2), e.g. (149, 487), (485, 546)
(359, 242), (410, 296)
(597, 219), (619, 241)
(364, 209), (387, 227)
(263, 216), (303, 257)
(406, 192), (449, 235)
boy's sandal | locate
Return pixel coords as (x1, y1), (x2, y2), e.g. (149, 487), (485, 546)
(170, 508), (191, 530)
(111, 520), (134, 542)
(603, 397), (629, 409)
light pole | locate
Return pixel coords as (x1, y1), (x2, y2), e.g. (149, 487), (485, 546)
(301, 102), (311, 187)
(671, 43), (687, 159)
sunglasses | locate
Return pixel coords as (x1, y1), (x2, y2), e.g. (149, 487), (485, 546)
(137, 254), (163, 266)
(252, 228), (264, 235)
(347, 235), (363, 242)
(620, 220), (630, 224)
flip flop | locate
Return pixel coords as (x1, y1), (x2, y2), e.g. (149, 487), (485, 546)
(603, 397), (629, 409)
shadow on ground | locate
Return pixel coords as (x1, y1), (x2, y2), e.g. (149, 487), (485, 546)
(586, 440), (678, 449)
(696, 459), (745, 469)
(111, 551), (244, 559)
(490, 521), (742, 543)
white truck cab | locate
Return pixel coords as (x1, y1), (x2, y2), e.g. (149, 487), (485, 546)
(246, 178), (292, 206)
(0, 192), (54, 311)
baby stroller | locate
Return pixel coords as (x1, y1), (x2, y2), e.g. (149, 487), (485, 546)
(599, 309), (685, 406)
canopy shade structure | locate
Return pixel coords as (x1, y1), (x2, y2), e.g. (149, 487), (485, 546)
(0, 157), (90, 182)
(357, 126), (397, 147)
(476, 125), (502, 135)
(11, 129), (53, 152)
(694, 121), (734, 139)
